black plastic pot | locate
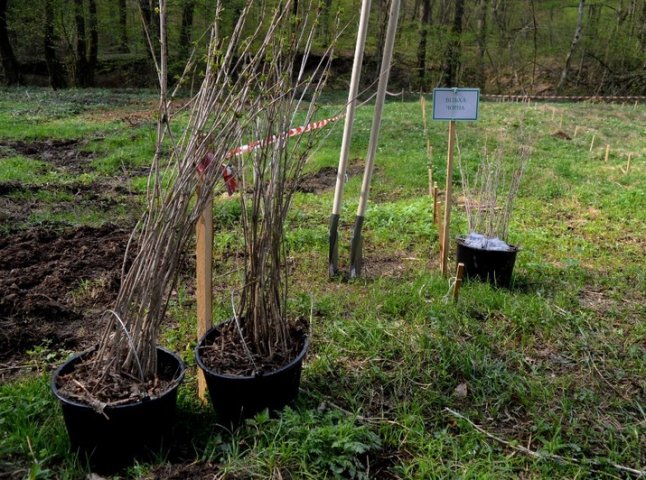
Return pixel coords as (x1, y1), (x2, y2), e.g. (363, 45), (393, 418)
(51, 347), (185, 469)
(196, 321), (309, 424)
(456, 237), (518, 288)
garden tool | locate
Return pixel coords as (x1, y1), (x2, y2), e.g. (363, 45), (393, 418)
(349, 0), (401, 278)
(329, 0), (372, 277)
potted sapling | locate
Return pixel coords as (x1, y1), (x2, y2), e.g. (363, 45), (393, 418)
(50, 1), (292, 467)
(195, 3), (336, 424)
(455, 134), (532, 288)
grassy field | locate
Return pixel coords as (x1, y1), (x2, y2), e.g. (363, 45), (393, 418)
(0, 88), (644, 479)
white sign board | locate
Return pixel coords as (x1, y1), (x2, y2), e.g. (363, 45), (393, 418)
(432, 88), (480, 121)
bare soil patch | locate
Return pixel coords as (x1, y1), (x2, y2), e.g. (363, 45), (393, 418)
(0, 224), (132, 377)
(0, 139), (98, 173)
(297, 163), (366, 194)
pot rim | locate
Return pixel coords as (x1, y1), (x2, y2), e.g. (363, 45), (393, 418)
(456, 235), (520, 252)
(195, 320), (310, 380)
(51, 346), (186, 410)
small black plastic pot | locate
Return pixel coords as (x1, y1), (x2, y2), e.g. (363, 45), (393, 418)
(51, 347), (185, 470)
(195, 321), (309, 424)
(456, 237), (518, 288)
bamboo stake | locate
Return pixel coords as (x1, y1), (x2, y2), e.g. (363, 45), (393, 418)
(573, 125), (579, 138)
(441, 120), (456, 276)
(625, 153), (632, 173)
(589, 134), (595, 153)
(604, 144), (610, 162)
(453, 262), (465, 302)
(196, 183), (213, 403)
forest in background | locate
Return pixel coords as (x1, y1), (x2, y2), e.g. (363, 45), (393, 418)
(0, 0), (644, 95)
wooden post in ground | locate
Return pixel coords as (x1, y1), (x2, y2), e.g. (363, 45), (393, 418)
(453, 262), (465, 302)
(428, 146), (433, 196)
(625, 153), (632, 173)
(441, 120), (456, 276)
(573, 126), (579, 138)
(604, 144), (610, 162)
(589, 134), (595, 153)
(196, 182), (213, 403)
(432, 182), (439, 224)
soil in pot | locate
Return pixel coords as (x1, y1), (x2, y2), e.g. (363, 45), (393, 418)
(196, 318), (309, 424)
(51, 347), (185, 471)
(456, 236), (518, 288)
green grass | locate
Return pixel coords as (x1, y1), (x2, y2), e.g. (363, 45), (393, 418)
(1, 89), (644, 478)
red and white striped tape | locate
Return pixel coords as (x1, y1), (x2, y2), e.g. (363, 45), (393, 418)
(197, 112), (345, 178)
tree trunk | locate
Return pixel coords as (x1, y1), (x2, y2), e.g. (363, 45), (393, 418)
(442, 0), (464, 86)
(74, 0), (89, 87)
(0, 0), (21, 85)
(179, 0), (195, 59)
(44, 0), (66, 89)
(118, 0), (129, 53)
(557, 0), (585, 92)
(476, 0), (488, 91)
(87, 0), (97, 86)
(416, 0), (431, 89)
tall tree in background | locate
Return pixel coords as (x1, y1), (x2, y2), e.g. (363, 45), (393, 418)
(179, 0), (195, 60)
(476, 0), (488, 91)
(416, 0), (431, 89)
(74, 0), (98, 87)
(118, 0), (129, 53)
(557, 0), (585, 92)
(44, 0), (66, 89)
(0, 0), (21, 85)
(442, 0), (464, 86)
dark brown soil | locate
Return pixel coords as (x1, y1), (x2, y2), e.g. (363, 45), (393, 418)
(551, 130), (572, 140)
(198, 318), (308, 377)
(297, 163), (366, 194)
(0, 224), (132, 378)
(145, 462), (226, 480)
(0, 139), (98, 173)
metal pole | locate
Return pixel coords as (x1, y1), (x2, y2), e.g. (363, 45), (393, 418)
(349, 0), (401, 278)
(329, 0), (372, 277)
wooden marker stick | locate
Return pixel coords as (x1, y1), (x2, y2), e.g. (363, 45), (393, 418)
(604, 144), (610, 162)
(432, 182), (439, 225)
(453, 262), (465, 302)
(626, 153), (632, 173)
(428, 146), (434, 196)
(589, 134), (596, 153)
(574, 126), (579, 138)
(441, 121), (456, 276)
(196, 183), (213, 403)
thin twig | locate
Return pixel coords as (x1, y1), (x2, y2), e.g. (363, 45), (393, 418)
(445, 407), (645, 477)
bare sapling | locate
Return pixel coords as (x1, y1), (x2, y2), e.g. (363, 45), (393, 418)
(59, 0), (327, 406)
(457, 128), (532, 249)
(200, 2), (339, 374)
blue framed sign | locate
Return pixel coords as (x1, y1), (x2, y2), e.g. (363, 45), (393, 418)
(432, 88), (480, 121)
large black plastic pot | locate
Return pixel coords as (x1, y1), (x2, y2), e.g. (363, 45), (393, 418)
(196, 321), (309, 424)
(51, 347), (185, 469)
(456, 237), (518, 288)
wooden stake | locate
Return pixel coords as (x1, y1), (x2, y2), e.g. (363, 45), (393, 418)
(453, 262), (465, 302)
(573, 126), (579, 138)
(625, 153), (632, 173)
(604, 144), (610, 162)
(551, 108), (555, 120)
(441, 120), (456, 276)
(196, 183), (213, 403)
(428, 146), (434, 196)
(589, 134), (595, 153)
(432, 182), (439, 224)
